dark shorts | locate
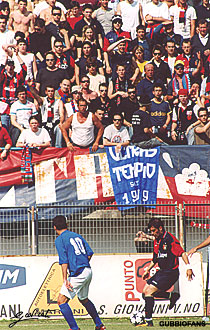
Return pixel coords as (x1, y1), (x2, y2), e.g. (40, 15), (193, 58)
(147, 268), (179, 291)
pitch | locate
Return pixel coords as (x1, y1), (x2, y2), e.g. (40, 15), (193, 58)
(0, 317), (207, 330)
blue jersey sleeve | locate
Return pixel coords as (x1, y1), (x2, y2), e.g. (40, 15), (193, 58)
(55, 236), (68, 265)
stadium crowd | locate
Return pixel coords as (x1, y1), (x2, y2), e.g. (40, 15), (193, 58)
(0, 0), (210, 156)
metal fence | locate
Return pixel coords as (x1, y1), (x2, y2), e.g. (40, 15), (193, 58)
(0, 203), (178, 256)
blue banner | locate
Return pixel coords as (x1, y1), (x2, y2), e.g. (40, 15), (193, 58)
(105, 146), (160, 209)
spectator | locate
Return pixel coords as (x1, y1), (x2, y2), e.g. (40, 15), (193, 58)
(128, 25), (152, 61)
(0, 2), (10, 20)
(132, 45), (148, 83)
(75, 41), (103, 85)
(10, 86), (38, 146)
(148, 83), (171, 142)
(150, 44), (171, 85)
(64, 85), (82, 117)
(60, 98), (104, 151)
(171, 89), (199, 145)
(108, 64), (130, 105)
(176, 39), (202, 79)
(28, 18), (52, 66)
(76, 25), (102, 59)
(0, 113), (12, 160)
(120, 85), (139, 129)
(8, 0), (35, 38)
(74, 4), (103, 48)
(4, 38), (38, 82)
(89, 82), (115, 126)
(103, 112), (130, 152)
(36, 51), (68, 96)
(33, 0), (67, 18)
(169, 0), (196, 40)
(194, 107), (210, 145)
(0, 15), (15, 65)
(131, 94), (166, 148)
(16, 115), (51, 148)
(167, 60), (191, 103)
(86, 57), (106, 94)
(53, 39), (75, 80)
(0, 101), (10, 130)
(107, 37), (139, 81)
(163, 40), (177, 77)
(67, 1), (82, 30)
(136, 63), (165, 100)
(46, 6), (72, 51)
(143, 0), (171, 31)
(92, 0), (115, 36)
(103, 15), (131, 75)
(117, 0), (143, 39)
(154, 22), (182, 51)
(28, 84), (64, 147)
(94, 108), (104, 145)
(80, 75), (98, 103)
(55, 78), (71, 103)
(40, 0), (66, 25)
(191, 19), (210, 64)
(0, 57), (27, 107)
(196, 0), (210, 25)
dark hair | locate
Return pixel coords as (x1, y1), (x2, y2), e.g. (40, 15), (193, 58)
(15, 31), (25, 39)
(29, 115), (40, 124)
(45, 51), (57, 61)
(153, 83), (163, 90)
(53, 215), (67, 230)
(198, 107), (208, 117)
(0, 14), (7, 22)
(17, 38), (27, 45)
(152, 44), (163, 55)
(166, 39), (175, 46)
(99, 82), (108, 90)
(82, 40), (92, 48)
(82, 4), (93, 11)
(52, 6), (61, 13)
(136, 24), (146, 32)
(45, 85), (55, 90)
(0, 1), (10, 11)
(81, 75), (90, 82)
(54, 38), (63, 46)
(69, 1), (80, 9)
(18, 0), (27, 3)
(16, 85), (27, 96)
(182, 39), (191, 45)
(86, 56), (97, 68)
(148, 218), (165, 230)
(198, 18), (208, 26)
(78, 97), (88, 105)
(35, 17), (45, 28)
(113, 112), (124, 121)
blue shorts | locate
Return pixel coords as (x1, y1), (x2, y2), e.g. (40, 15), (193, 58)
(147, 268), (179, 291)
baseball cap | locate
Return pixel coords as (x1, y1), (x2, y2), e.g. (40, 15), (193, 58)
(178, 89), (188, 96)
(174, 60), (184, 68)
(138, 94), (151, 106)
(5, 59), (14, 66)
(112, 15), (122, 23)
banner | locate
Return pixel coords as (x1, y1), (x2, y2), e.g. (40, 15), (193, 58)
(0, 253), (203, 321)
(106, 146), (160, 209)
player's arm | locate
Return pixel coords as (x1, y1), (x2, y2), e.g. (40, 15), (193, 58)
(142, 260), (155, 280)
(188, 235), (210, 256)
(181, 252), (194, 281)
(61, 263), (73, 291)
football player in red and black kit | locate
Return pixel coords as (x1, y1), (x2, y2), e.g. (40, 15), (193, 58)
(140, 218), (194, 327)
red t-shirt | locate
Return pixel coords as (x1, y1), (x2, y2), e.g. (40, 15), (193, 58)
(67, 15), (83, 30)
(0, 126), (12, 147)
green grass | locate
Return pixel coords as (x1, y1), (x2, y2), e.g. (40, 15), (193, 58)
(0, 317), (208, 330)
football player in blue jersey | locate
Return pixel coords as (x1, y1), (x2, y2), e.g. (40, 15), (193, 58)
(53, 215), (106, 330)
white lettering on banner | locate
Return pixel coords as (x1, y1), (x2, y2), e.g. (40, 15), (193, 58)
(0, 269), (19, 284)
(124, 260), (140, 302)
(108, 146), (158, 162)
(112, 163), (156, 182)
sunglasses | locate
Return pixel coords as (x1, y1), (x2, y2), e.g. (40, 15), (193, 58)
(154, 52), (161, 56)
(128, 91), (136, 94)
(46, 58), (55, 62)
(113, 118), (122, 121)
(53, 12), (61, 16)
(81, 80), (89, 83)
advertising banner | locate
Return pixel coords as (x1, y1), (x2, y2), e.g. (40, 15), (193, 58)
(0, 253), (203, 321)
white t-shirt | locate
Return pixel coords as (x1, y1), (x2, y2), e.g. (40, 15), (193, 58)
(119, 0), (140, 39)
(33, 1), (67, 16)
(103, 124), (130, 143)
(17, 127), (51, 145)
(0, 30), (15, 65)
(13, 53), (35, 80)
(169, 5), (197, 39)
(10, 100), (37, 128)
(143, 1), (170, 21)
(87, 73), (106, 95)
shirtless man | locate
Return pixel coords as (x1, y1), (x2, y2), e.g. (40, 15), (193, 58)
(40, 0), (65, 25)
(8, 0), (35, 38)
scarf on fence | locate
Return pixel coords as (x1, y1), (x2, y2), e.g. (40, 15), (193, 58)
(21, 145), (33, 184)
(115, 77), (128, 105)
(172, 74), (190, 94)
